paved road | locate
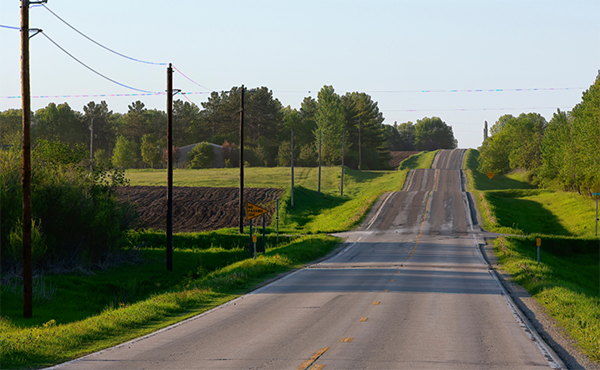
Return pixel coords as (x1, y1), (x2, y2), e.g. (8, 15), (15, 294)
(54, 149), (558, 369)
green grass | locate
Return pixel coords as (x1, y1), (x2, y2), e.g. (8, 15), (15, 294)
(398, 150), (438, 171)
(494, 236), (599, 362)
(465, 148), (600, 363)
(0, 233), (340, 369)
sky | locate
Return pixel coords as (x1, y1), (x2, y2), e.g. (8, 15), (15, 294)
(1, 0), (599, 149)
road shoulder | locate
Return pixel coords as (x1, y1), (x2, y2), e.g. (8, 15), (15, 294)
(480, 238), (600, 370)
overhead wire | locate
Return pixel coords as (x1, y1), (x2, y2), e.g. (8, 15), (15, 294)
(41, 4), (167, 66)
(172, 65), (211, 91)
(40, 32), (159, 94)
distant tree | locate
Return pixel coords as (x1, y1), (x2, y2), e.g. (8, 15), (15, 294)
(538, 109), (573, 188)
(83, 101), (115, 155)
(299, 97), (318, 149)
(173, 99), (202, 146)
(569, 74), (600, 193)
(112, 135), (139, 168)
(0, 109), (22, 146)
(478, 113), (547, 176)
(188, 142), (216, 169)
(414, 117), (457, 151)
(33, 102), (85, 147)
(277, 140), (292, 167)
(140, 134), (162, 168)
(385, 124), (404, 151)
(315, 85), (344, 166)
(342, 92), (390, 169)
(298, 144), (318, 167)
(222, 140), (238, 166)
(396, 121), (416, 150)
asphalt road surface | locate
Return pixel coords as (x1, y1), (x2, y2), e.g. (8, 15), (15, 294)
(53, 149), (560, 370)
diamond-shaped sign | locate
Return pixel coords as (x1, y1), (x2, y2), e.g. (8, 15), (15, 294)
(486, 171), (495, 180)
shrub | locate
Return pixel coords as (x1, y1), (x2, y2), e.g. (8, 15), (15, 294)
(0, 141), (136, 271)
(187, 142), (216, 169)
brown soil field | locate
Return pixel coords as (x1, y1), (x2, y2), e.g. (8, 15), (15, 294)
(389, 151), (421, 169)
(117, 186), (284, 233)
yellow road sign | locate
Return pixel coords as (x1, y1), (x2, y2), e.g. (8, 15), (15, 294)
(246, 202), (269, 220)
(536, 238), (541, 247)
(486, 171), (495, 180)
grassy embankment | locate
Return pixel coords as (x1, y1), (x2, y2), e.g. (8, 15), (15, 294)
(463, 149), (599, 362)
(1, 151), (437, 369)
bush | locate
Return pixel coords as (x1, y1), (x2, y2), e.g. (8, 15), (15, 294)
(187, 142), (216, 169)
(0, 141), (136, 271)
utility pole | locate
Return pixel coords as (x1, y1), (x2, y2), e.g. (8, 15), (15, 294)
(166, 63), (173, 272)
(291, 128), (294, 208)
(318, 129), (321, 194)
(358, 118), (362, 172)
(89, 117), (94, 173)
(483, 121), (488, 142)
(239, 85), (245, 233)
(341, 130), (345, 196)
(21, 0), (33, 319)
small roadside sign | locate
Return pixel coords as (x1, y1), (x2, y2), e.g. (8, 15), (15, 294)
(486, 171), (495, 180)
(246, 202), (269, 220)
(536, 238), (541, 247)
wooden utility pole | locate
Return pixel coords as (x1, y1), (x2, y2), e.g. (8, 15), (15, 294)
(341, 130), (345, 196)
(21, 0), (33, 319)
(291, 128), (294, 207)
(358, 118), (362, 172)
(318, 129), (321, 194)
(89, 117), (94, 173)
(166, 63), (173, 271)
(239, 85), (245, 233)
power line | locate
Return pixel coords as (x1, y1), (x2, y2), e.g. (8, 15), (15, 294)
(40, 32), (158, 94)
(365, 87), (584, 93)
(172, 65), (211, 91)
(41, 4), (167, 66)
(386, 106), (572, 112)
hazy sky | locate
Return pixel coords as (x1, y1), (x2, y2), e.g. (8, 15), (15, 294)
(1, 0), (598, 149)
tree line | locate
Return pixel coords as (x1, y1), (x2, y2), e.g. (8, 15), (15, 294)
(1, 85), (459, 170)
(477, 74), (599, 195)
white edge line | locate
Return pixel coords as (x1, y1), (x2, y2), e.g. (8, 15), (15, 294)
(473, 236), (565, 369)
(316, 237), (362, 264)
(366, 192), (395, 230)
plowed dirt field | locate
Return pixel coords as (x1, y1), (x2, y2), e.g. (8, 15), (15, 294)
(389, 151), (420, 169)
(117, 186), (284, 232)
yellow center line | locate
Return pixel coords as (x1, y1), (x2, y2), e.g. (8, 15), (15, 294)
(309, 365), (325, 370)
(297, 347), (329, 370)
(360, 317), (368, 322)
(372, 301), (381, 305)
(407, 189), (433, 260)
(340, 337), (354, 343)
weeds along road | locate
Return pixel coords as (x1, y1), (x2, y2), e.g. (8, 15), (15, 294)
(53, 149), (561, 370)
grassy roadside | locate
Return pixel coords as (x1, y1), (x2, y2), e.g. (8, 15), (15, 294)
(463, 148), (600, 362)
(494, 236), (599, 362)
(0, 234), (340, 369)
